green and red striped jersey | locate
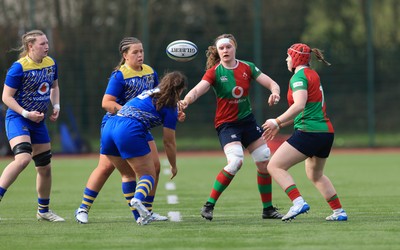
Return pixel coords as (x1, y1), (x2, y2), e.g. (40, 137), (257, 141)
(287, 67), (334, 132)
(202, 60), (262, 128)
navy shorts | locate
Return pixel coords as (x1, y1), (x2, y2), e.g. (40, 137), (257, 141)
(216, 114), (263, 149)
(287, 130), (334, 158)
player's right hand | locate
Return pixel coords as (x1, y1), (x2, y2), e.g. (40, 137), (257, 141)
(29, 111), (45, 123)
(178, 100), (188, 110)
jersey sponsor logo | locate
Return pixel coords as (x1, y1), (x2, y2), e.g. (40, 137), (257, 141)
(31, 96), (50, 101)
(25, 67), (56, 92)
(228, 99), (246, 104)
(37, 82), (50, 95)
(292, 81), (304, 88)
(220, 76), (228, 82)
(232, 86), (244, 98)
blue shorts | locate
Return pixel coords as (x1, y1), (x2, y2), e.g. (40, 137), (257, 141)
(287, 130), (334, 158)
(5, 115), (50, 144)
(216, 114), (262, 149)
(100, 115), (151, 159)
(99, 114), (153, 153)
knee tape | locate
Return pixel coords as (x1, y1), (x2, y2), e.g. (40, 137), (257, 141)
(223, 144), (244, 175)
(12, 142), (32, 155)
(33, 150), (52, 167)
(251, 144), (271, 162)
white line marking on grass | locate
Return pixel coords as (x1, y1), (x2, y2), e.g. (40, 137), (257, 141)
(165, 182), (176, 190)
(168, 211), (182, 222)
(162, 158), (180, 220)
(167, 195), (179, 204)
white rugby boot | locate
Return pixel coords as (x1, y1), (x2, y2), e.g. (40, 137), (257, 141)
(326, 209), (348, 221)
(130, 198), (152, 225)
(37, 210), (65, 222)
(75, 208), (89, 224)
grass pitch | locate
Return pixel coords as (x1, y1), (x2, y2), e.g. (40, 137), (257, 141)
(0, 150), (399, 250)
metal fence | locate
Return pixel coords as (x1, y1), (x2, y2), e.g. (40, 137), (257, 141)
(0, 0), (399, 154)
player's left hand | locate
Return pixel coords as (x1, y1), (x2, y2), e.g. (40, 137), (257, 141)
(177, 103), (186, 122)
(268, 93), (280, 106)
(170, 166), (178, 180)
(49, 107), (60, 122)
(179, 100), (189, 110)
(178, 111), (186, 122)
(262, 119), (280, 141)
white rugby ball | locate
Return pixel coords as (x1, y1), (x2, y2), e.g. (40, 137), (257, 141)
(166, 40), (198, 62)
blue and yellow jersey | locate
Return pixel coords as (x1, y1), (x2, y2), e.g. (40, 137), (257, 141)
(4, 56), (58, 117)
(105, 64), (159, 107)
(118, 88), (178, 131)
(101, 63), (159, 126)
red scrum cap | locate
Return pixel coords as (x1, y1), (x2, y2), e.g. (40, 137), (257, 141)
(287, 43), (311, 69)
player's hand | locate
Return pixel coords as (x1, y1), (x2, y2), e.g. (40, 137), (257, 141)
(268, 93), (280, 106)
(177, 102), (186, 122)
(49, 107), (60, 122)
(179, 100), (189, 110)
(170, 166), (178, 180)
(178, 111), (186, 122)
(28, 111), (45, 123)
(262, 119), (280, 141)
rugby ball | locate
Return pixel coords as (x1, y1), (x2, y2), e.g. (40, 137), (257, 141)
(166, 40), (198, 62)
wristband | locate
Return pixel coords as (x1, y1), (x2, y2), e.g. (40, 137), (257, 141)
(276, 118), (283, 128)
(22, 109), (29, 118)
(53, 104), (60, 110)
(268, 119), (279, 129)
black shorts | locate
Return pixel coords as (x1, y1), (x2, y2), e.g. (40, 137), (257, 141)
(216, 114), (263, 149)
(287, 130), (334, 158)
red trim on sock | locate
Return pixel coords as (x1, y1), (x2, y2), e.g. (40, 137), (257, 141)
(260, 193), (272, 203)
(257, 171), (271, 185)
(327, 195), (342, 210)
(210, 189), (221, 201)
(257, 171), (272, 204)
(285, 185), (301, 201)
(216, 170), (233, 186)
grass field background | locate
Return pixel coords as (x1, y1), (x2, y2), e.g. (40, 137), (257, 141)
(0, 150), (399, 250)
